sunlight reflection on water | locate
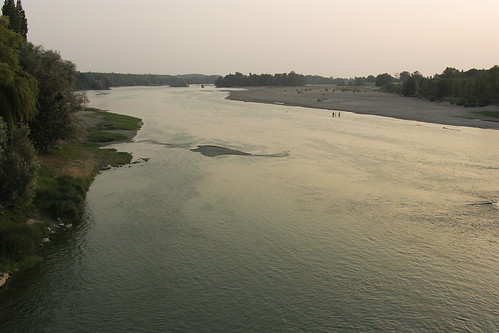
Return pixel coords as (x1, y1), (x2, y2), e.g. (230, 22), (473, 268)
(1, 86), (497, 332)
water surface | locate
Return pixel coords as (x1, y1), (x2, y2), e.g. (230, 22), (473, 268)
(1, 86), (497, 332)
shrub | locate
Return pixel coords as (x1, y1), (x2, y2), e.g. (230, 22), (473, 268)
(34, 175), (88, 223)
(0, 222), (45, 269)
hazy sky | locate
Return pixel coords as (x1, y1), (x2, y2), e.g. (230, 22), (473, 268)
(22, 0), (499, 78)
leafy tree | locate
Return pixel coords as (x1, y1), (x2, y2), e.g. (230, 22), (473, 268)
(1, 0), (18, 32)
(401, 75), (417, 96)
(394, 66), (499, 106)
(441, 67), (460, 79)
(0, 16), (38, 126)
(399, 71), (411, 83)
(20, 44), (86, 152)
(375, 73), (393, 89)
(0, 118), (39, 211)
(15, 0), (27, 39)
(2, 0), (26, 39)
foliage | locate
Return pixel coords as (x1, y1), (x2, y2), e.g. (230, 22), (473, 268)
(0, 118), (39, 212)
(20, 43), (86, 153)
(35, 172), (88, 224)
(215, 71), (306, 87)
(0, 222), (45, 270)
(75, 72), (219, 90)
(0, 16), (38, 126)
(0, 3), (144, 273)
(401, 75), (418, 97)
(15, 0), (26, 39)
(33, 107), (140, 223)
(399, 66), (499, 106)
(1, 0), (27, 39)
(375, 73), (396, 91)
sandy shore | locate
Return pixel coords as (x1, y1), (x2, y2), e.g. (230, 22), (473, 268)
(227, 87), (499, 130)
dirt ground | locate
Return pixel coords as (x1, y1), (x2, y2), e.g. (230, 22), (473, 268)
(227, 87), (499, 130)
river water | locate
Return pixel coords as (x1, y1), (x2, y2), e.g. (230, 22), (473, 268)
(1, 86), (498, 332)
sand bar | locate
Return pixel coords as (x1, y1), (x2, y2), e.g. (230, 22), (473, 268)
(227, 87), (499, 130)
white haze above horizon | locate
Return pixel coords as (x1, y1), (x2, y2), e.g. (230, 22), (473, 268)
(22, 0), (499, 78)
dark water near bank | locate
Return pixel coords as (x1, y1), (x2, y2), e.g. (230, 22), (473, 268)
(1, 86), (498, 332)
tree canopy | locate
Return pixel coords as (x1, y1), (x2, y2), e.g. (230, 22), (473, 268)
(0, 16), (38, 126)
(20, 44), (85, 152)
(399, 66), (499, 106)
(1, 0), (27, 40)
(215, 71), (306, 87)
(75, 72), (219, 90)
(1, 0), (85, 215)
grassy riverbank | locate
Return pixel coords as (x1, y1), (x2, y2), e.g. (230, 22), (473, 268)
(0, 107), (142, 273)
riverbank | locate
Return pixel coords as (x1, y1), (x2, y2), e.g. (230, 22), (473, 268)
(227, 87), (499, 130)
(39, 107), (142, 179)
(0, 107), (142, 282)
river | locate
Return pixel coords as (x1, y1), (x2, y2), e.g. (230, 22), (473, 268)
(1, 86), (498, 332)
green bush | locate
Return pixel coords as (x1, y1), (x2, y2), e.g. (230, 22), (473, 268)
(0, 222), (45, 270)
(35, 174), (88, 223)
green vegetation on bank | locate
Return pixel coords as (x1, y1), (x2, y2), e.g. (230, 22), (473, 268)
(1, 106), (142, 272)
(34, 107), (141, 225)
(83, 107), (142, 142)
(1, 2), (143, 272)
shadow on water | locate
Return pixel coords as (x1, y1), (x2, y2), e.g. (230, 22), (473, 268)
(136, 139), (290, 158)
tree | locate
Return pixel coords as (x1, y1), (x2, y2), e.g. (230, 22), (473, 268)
(401, 76), (417, 96)
(354, 77), (366, 86)
(2, 0), (26, 39)
(16, 0), (27, 40)
(0, 118), (39, 211)
(1, 0), (18, 32)
(399, 71), (411, 83)
(375, 73), (394, 89)
(0, 17), (38, 126)
(20, 44), (86, 152)
(441, 67), (460, 79)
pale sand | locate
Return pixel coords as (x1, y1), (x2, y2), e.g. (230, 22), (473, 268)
(226, 87), (499, 130)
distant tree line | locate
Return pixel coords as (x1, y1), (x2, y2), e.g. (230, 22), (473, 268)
(214, 73), (379, 87)
(75, 72), (220, 90)
(372, 67), (499, 107)
(399, 67), (499, 107)
(214, 71), (306, 87)
(1, 1), (85, 268)
(305, 75), (377, 86)
(223, 68), (498, 107)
